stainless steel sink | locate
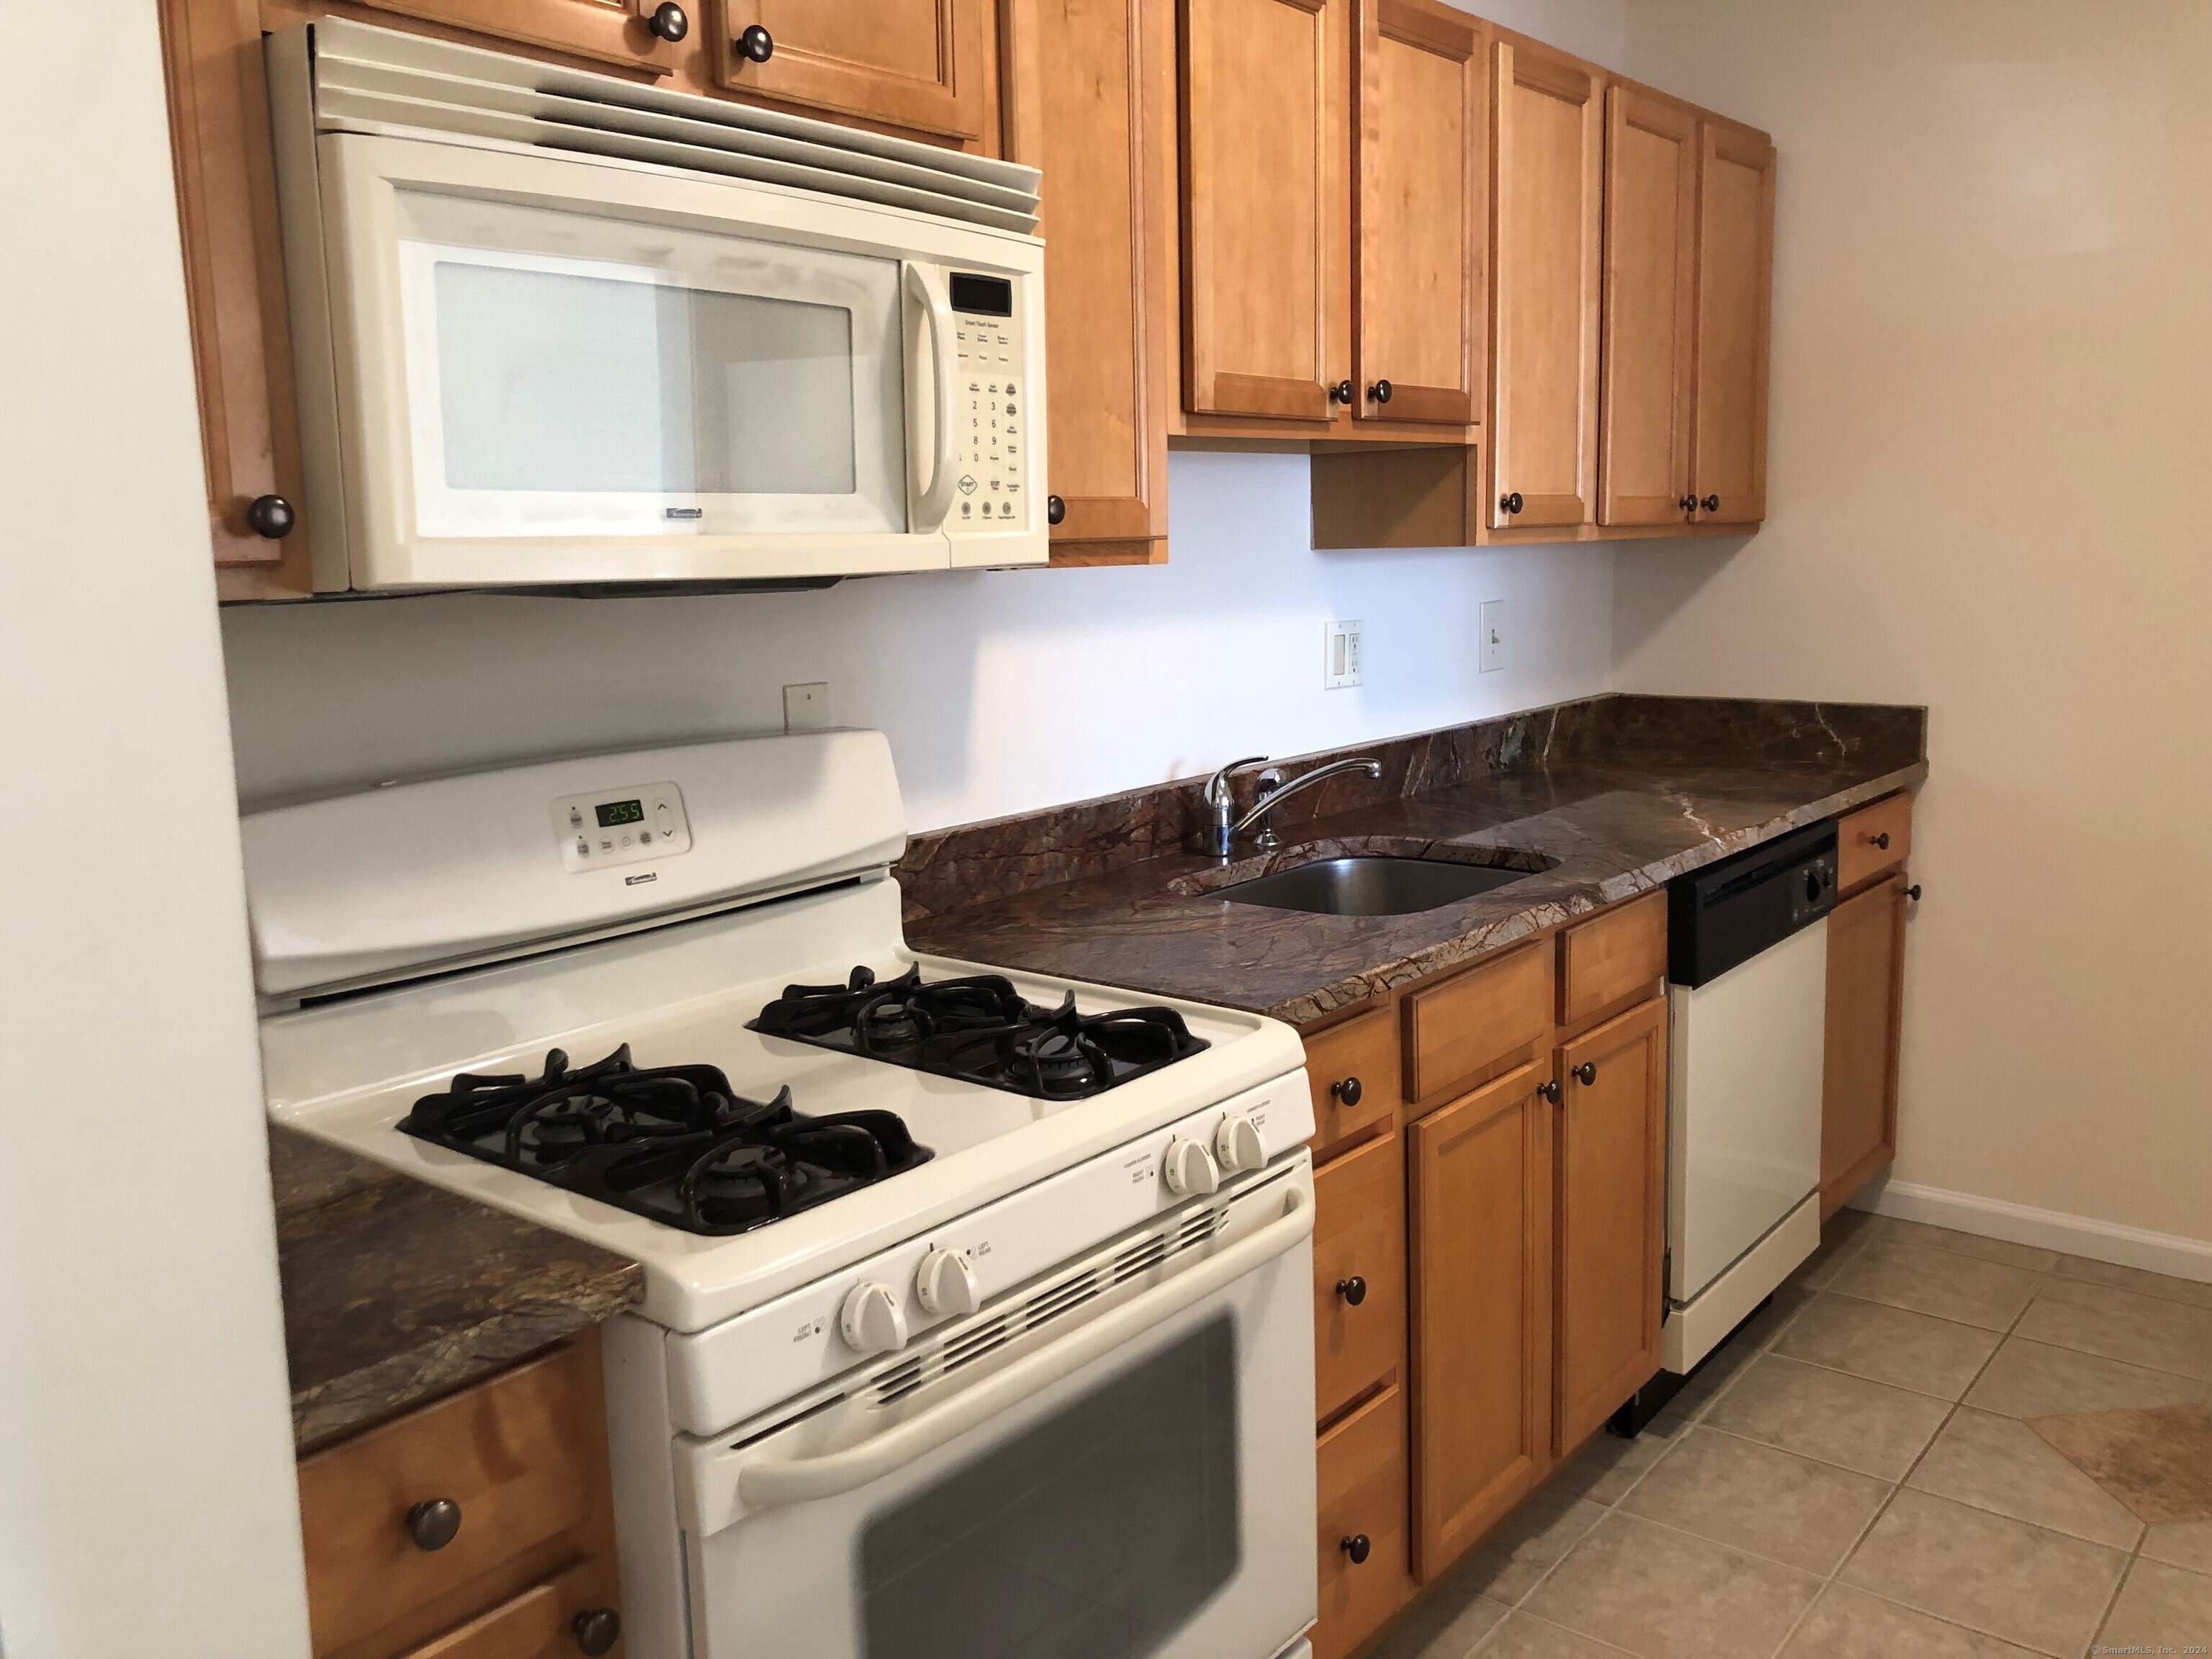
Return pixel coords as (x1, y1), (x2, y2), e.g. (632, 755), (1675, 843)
(1213, 855), (1545, 917)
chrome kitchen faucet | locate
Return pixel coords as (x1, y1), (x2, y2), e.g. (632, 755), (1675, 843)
(1198, 755), (1384, 859)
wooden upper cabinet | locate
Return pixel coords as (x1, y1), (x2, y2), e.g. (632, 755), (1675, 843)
(1351, 0), (1483, 426)
(1488, 35), (1601, 531)
(1179, 0), (1345, 424)
(1597, 84), (1696, 527)
(1552, 997), (1665, 1453)
(714, 0), (992, 140)
(1003, 0), (1171, 557)
(1689, 118), (1775, 523)
(347, 0), (683, 72)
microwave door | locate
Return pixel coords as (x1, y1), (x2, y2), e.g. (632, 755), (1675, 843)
(903, 261), (959, 534)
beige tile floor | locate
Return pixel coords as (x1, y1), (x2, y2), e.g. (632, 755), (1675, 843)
(1370, 1210), (2212, 1659)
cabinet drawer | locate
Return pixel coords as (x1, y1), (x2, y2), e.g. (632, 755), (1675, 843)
(1314, 1382), (1409, 1659)
(1404, 941), (1551, 1106)
(300, 1345), (600, 1658)
(1557, 891), (1667, 1028)
(1837, 793), (1912, 890)
(1305, 1007), (1401, 1156)
(1314, 1132), (1407, 1423)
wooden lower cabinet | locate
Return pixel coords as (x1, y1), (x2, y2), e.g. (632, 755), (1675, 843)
(1314, 1382), (1411, 1659)
(1314, 1131), (1408, 1422)
(1552, 998), (1667, 1453)
(1406, 1061), (1552, 1577)
(1822, 871), (1909, 1218)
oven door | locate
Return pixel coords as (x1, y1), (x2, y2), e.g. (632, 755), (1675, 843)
(300, 132), (1041, 589)
(675, 1164), (1317, 1659)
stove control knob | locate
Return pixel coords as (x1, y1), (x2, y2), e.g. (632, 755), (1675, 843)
(914, 1248), (979, 1317)
(1213, 1112), (1266, 1175)
(1161, 1138), (1220, 1197)
(840, 1282), (909, 1355)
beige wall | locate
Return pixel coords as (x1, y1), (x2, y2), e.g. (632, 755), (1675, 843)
(1615, 1), (2212, 1244)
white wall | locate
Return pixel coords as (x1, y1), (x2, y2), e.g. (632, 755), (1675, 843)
(1617, 0), (2212, 1245)
(0, 8), (313, 1659)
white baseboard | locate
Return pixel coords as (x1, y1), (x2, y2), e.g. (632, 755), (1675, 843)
(1848, 1176), (2212, 1286)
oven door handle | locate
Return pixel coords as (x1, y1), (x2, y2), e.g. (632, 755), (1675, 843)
(733, 1179), (1313, 1512)
(905, 262), (960, 532)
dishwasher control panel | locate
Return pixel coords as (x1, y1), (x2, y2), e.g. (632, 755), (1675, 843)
(1668, 820), (1839, 987)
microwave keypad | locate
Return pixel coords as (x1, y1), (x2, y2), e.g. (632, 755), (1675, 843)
(953, 313), (1025, 531)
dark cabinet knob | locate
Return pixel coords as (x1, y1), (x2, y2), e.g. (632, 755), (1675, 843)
(1500, 491), (1524, 515)
(572, 1609), (622, 1656)
(1678, 495), (1696, 513)
(1046, 494), (1066, 526)
(1328, 379), (1354, 405)
(1905, 884), (1923, 902)
(1336, 1275), (1367, 1306)
(1368, 379), (1393, 404)
(1871, 831), (1891, 850)
(1341, 1533), (1372, 1565)
(1329, 1076), (1363, 1108)
(1537, 1079), (1560, 1104)
(244, 494), (295, 539)
(1573, 1061), (1596, 1087)
(404, 1498), (462, 1552)
(1701, 494), (1720, 512)
(646, 2), (688, 41)
(735, 22), (774, 60)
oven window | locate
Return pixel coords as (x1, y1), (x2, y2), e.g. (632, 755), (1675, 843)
(858, 1316), (1241, 1659)
(431, 261), (858, 496)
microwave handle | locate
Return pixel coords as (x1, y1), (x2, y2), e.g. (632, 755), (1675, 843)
(905, 263), (960, 531)
(730, 1176), (1313, 1514)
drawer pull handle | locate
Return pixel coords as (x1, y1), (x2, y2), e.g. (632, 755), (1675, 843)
(735, 22), (774, 61)
(646, 2), (688, 42)
(404, 1498), (461, 1552)
(1905, 884), (1922, 902)
(1336, 1275), (1367, 1306)
(1701, 494), (1721, 512)
(1341, 1533), (1372, 1565)
(1573, 1061), (1597, 1087)
(1537, 1079), (1560, 1104)
(244, 494), (295, 539)
(1328, 1075), (1363, 1108)
(572, 1609), (623, 1656)
(1500, 490), (1524, 515)
(1869, 830), (1891, 849)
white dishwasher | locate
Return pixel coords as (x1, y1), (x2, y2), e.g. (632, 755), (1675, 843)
(1614, 822), (1838, 1434)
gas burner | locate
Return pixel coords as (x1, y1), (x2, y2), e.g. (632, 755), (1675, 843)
(397, 1044), (931, 1236)
(750, 967), (1208, 1100)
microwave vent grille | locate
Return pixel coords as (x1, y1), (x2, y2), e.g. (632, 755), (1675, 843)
(302, 18), (1040, 235)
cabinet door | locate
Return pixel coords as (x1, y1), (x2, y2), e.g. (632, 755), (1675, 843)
(1488, 36), (1600, 531)
(1822, 874), (1907, 1218)
(352, 0), (683, 72)
(1352, 0), (1482, 426)
(1597, 84), (1696, 526)
(1553, 997), (1665, 1454)
(1179, 0), (1345, 423)
(1407, 1061), (1552, 1580)
(1314, 1133), (1407, 1424)
(714, 0), (992, 140)
(1003, 0), (1170, 554)
(1689, 120), (1775, 523)
(1313, 1383), (1409, 1659)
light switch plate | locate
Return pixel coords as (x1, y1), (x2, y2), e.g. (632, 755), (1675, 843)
(1479, 601), (1503, 673)
(1324, 620), (1363, 689)
(783, 682), (830, 732)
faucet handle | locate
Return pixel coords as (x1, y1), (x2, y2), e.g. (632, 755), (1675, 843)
(1202, 755), (1271, 806)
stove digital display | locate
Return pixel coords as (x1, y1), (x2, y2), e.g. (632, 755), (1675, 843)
(595, 799), (644, 828)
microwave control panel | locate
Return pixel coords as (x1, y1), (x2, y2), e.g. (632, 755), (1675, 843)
(549, 783), (692, 873)
(947, 272), (1029, 534)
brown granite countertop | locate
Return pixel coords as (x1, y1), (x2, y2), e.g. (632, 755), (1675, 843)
(904, 696), (1928, 1028)
(271, 1125), (644, 1454)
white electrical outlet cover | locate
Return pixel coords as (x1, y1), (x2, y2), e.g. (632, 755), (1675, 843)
(1325, 620), (1364, 689)
(783, 682), (830, 732)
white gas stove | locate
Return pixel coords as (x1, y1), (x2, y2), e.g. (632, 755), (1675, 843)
(248, 731), (1318, 1659)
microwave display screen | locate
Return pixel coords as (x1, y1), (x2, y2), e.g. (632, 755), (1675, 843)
(431, 261), (858, 498)
(595, 799), (644, 827)
(949, 274), (1013, 318)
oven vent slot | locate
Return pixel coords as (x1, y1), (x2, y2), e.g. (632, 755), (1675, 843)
(872, 1356), (927, 1406)
(298, 18), (1041, 234)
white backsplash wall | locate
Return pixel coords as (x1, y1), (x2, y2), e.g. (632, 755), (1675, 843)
(220, 451), (1614, 830)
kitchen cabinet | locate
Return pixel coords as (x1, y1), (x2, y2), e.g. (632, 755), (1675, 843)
(341, 0), (685, 71)
(1822, 793), (1915, 1218)
(1485, 32), (1601, 534)
(1596, 84), (1697, 528)
(296, 1334), (624, 1659)
(712, 0), (994, 142)
(1689, 117), (1776, 524)
(1314, 1382), (1411, 1659)
(1407, 1059), (1552, 1577)
(1313, 1130), (1408, 1423)
(1002, 0), (1173, 562)
(1551, 998), (1666, 1452)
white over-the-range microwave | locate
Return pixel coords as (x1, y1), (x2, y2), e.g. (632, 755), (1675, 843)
(263, 19), (1048, 592)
